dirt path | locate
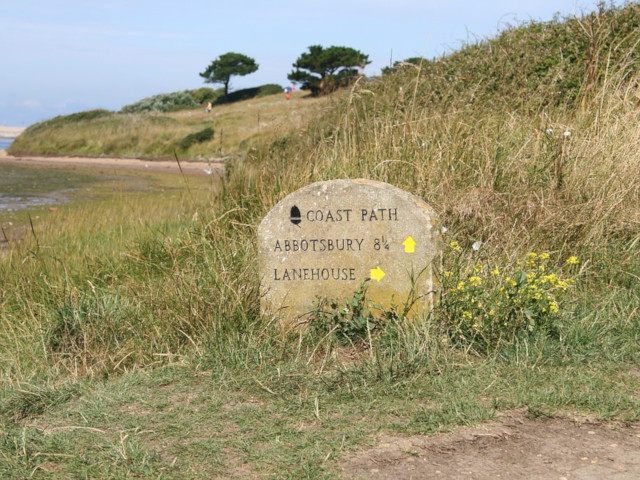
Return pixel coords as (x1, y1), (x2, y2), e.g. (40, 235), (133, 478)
(0, 149), (224, 176)
(340, 411), (640, 479)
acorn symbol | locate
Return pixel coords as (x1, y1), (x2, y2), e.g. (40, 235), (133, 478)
(289, 205), (302, 226)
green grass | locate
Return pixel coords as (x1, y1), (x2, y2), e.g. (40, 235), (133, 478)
(10, 88), (323, 160)
(0, 167), (219, 377)
(1, 342), (638, 478)
(0, 164), (97, 195)
(1, 3), (640, 478)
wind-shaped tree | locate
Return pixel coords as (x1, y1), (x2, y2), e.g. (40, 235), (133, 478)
(288, 45), (370, 96)
(200, 52), (259, 98)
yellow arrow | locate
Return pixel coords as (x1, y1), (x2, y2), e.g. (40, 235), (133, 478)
(370, 266), (386, 282)
(402, 236), (416, 253)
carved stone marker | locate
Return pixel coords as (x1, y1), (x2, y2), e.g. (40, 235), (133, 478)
(258, 179), (440, 322)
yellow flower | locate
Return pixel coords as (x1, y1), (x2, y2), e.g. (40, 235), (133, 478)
(491, 269), (500, 276)
(549, 301), (559, 313)
(462, 311), (472, 319)
(457, 281), (466, 291)
(539, 252), (550, 260)
(489, 309), (496, 316)
(450, 241), (462, 252)
(469, 276), (482, 287)
(525, 252), (538, 267)
(443, 271), (453, 278)
(538, 265), (545, 272)
(474, 264), (482, 273)
(506, 277), (517, 288)
(566, 256), (579, 265)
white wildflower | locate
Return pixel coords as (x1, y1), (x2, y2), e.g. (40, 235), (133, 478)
(472, 241), (482, 251)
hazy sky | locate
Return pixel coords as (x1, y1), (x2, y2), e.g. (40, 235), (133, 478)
(0, 0), (616, 126)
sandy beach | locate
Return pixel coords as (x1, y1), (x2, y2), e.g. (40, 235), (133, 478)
(0, 149), (224, 176)
(0, 126), (26, 138)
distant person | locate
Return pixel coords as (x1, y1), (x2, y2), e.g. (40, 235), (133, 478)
(286, 92), (291, 100)
(205, 102), (212, 113)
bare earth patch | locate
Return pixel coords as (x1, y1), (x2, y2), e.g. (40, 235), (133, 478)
(341, 411), (640, 479)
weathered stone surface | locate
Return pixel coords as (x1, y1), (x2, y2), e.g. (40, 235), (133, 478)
(258, 179), (440, 322)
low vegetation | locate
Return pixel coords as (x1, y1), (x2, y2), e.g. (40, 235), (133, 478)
(1, 3), (640, 478)
(178, 126), (214, 150)
(115, 84), (283, 115)
(120, 89), (211, 113)
(219, 83), (285, 103)
(10, 86), (320, 160)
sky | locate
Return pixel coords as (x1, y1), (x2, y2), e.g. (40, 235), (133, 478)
(0, 0), (619, 126)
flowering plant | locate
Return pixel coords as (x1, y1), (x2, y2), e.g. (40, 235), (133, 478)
(439, 243), (579, 352)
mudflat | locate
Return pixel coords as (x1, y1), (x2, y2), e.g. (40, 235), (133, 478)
(0, 149), (224, 176)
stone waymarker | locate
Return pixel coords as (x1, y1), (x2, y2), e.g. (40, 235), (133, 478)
(258, 179), (441, 322)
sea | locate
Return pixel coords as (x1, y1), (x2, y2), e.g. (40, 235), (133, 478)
(0, 138), (14, 150)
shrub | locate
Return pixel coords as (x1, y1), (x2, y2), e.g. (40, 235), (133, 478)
(216, 84), (284, 104)
(178, 127), (214, 150)
(256, 84), (285, 97)
(438, 243), (580, 352)
(121, 90), (198, 113)
(189, 87), (223, 105)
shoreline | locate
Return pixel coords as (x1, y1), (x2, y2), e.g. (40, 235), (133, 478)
(0, 149), (224, 176)
(0, 126), (26, 138)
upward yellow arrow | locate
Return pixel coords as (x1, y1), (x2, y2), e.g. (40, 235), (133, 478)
(402, 236), (416, 253)
(370, 266), (386, 282)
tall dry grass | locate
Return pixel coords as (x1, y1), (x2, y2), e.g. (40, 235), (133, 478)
(232, 64), (640, 268)
(2, 3), (640, 382)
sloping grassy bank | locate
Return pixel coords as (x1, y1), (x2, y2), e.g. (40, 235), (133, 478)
(1, 4), (639, 478)
(9, 88), (322, 160)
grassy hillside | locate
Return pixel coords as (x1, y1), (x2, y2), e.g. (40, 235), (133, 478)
(1, 4), (640, 478)
(228, 4), (640, 258)
(9, 88), (324, 160)
(396, 2), (640, 111)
